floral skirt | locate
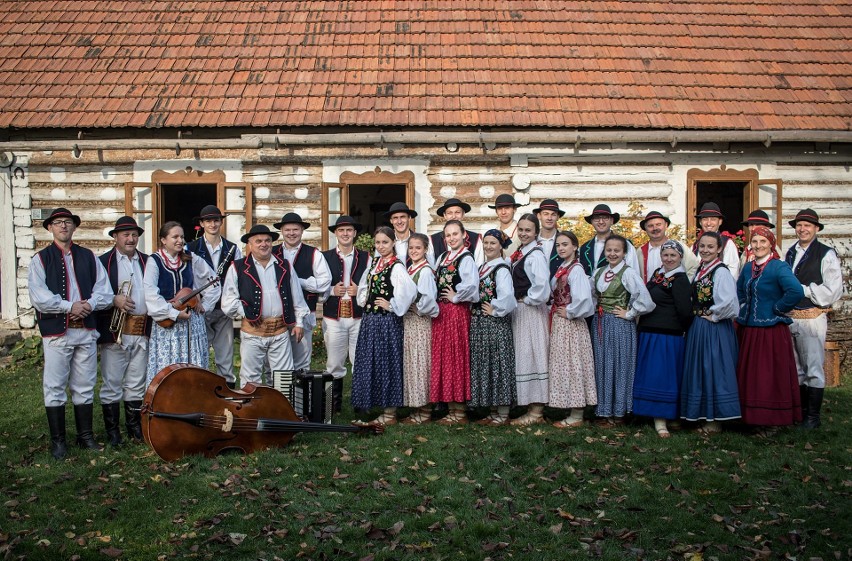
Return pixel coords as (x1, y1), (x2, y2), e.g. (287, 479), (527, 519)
(403, 311), (432, 407)
(469, 312), (516, 407)
(146, 312), (209, 386)
(351, 312), (404, 410)
(430, 301), (471, 403)
(549, 314), (596, 409)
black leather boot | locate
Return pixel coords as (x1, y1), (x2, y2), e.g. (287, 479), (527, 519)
(802, 388), (824, 429)
(799, 385), (810, 424)
(124, 400), (144, 442)
(45, 405), (67, 460)
(226, 381), (237, 390)
(332, 378), (344, 413)
(101, 403), (123, 447)
(74, 403), (104, 451)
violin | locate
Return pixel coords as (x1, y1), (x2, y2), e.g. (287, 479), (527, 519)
(157, 276), (220, 328)
(141, 364), (381, 461)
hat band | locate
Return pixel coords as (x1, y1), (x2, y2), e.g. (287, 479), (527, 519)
(796, 214), (819, 221)
(749, 217), (770, 223)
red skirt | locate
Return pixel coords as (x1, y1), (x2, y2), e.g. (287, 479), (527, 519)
(430, 301), (471, 403)
(736, 323), (802, 426)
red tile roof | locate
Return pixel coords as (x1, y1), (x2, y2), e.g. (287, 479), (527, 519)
(0, 1), (850, 131)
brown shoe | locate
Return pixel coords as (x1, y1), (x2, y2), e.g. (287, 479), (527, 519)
(553, 419), (584, 429)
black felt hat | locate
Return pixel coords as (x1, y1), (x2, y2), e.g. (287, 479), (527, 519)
(696, 202), (725, 220)
(583, 203), (619, 224)
(788, 209), (824, 231)
(273, 212), (311, 230)
(42, 207), (81, 230)
(488, 194), (525, 209)
(436, 198), (472, 216)
(383, 202), (417, 218)
(533, 199), (567, 217)
(241, 224), (280, 243)
(741, 209), (775, 229)
(193, 205), (226, 223)
(639, 210), (671, 231)
(108, 216), (144, 236)
(328, 215), (364, 233)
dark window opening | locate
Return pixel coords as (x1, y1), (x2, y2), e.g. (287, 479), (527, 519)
(160, 183), (217, 240)
(347, 183), (407, 235)
(695, 181), (747, 236)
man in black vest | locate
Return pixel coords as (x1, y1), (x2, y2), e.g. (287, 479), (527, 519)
(578, 203), (640, 276)
(431, 198), (483, 266)
(321, 216), (371, 412)
(96, 216), (151, 447)
(533, 199), (566, 277)
(385, 202), (426, 265)
(221, 225), (308, 386)
(785, 209), (844, 429)
(273, 213), (331, 371)
(28, 208), (113, 459)
(186, 205), (242, 388)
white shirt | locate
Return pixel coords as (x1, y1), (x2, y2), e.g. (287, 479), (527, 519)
(220, 255), (309, 326)
(592, 234), (640, 272)
(356, 258), (418, 317)
(479, 257), (517, 318)
(790, 241), (844, 307)
(437, 248), (480, 304)
(143, 253), (221, 322)
(320, 247), (371, 304)
(537, 232), (557, 262)
(114, 251), (147, 315)
(551, 260), (595, 320)
(28, 244), (113, 315)
(204, 237), (243, 275)
(639, 241), (699, 282)
(590, 261), (655, 320)
(514, 242), (551, 306)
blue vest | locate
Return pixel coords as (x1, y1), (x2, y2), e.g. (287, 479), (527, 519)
(234, 255), (297, 326)
(187, 237), (236, 310)
(151, 253), (194, 301)
(273, 243), (320, 309)
(96, 248), (151, 343)
(322, 248), (369, 319)
(35, 243), (98, 337)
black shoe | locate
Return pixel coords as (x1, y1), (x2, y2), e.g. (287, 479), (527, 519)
(332, 378), (344, 414)
(74, 404), (104, 451)
(226, 381), (236, 390)
(45, 406), (67, 460)
(124, 401), (144, 443)
(799, 385), (810, 423)
(802, 387), (824, 429)
(102, 402), (123, 447)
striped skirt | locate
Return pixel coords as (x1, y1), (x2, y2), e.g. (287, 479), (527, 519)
(512, 301), (550, 405)
(591, 311), (636, 418)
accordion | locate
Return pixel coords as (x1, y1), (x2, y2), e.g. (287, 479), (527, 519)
(272, 369), (334, 424)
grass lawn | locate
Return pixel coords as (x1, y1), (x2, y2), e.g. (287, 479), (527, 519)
(0, 338), (849, 561)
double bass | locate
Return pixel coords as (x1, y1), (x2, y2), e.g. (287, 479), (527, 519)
(141, 364), (381, 461)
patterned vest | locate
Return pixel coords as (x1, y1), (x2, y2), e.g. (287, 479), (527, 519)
(365, 257), (401, 314)
(785, 240), (831, 310)
(594, 266), (629, 313)
(551, 261), (581, 311)
(234, 255), (297, 325)
(436, 250), (474, 302)
(322, 248), (369, 319)
(35, 243), (98, 337)
(691, 263), (727, 317)
(472, 263), (509, 315)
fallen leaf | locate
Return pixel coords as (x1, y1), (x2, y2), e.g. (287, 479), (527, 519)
(228, 533), (246, 545)
(549, 522), (563, 534)
(101, 547), (123, 559)
(388, 521), (404, 536)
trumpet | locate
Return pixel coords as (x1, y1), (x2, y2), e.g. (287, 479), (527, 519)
(109, 280), (132, 345)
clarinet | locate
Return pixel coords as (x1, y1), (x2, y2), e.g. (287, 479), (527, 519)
(217, 244), (236, 277)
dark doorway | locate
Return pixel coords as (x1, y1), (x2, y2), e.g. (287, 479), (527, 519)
(160, 183), (217, 240)
(695, 181), (747, 236)
(347, 183), (407, 234)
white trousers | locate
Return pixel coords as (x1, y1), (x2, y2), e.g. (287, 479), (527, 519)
(790, 315), (827, 388)
(240, 331), (294, 388)
(42, 328), (98, 407)
(99, 334), (149, 403)
(322, 316), (361, 379)
(290, 313), (316, 371)
(205, 308), (235, 383)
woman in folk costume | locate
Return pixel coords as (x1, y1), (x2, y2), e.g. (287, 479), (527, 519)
(549, 231), (596, 428)
(430, 219), (479, 425)
(590, 234), (655, 425)
(400, 233), (439, 425)
(469, 229), (517, 426)
(143, 221), (221, 385)
(351, 227), (417, 427)
(509, 213), (552, 426)
(680, 231), (741, 434)
(633, 240), (693, 438)
(736, 226), (804, 433)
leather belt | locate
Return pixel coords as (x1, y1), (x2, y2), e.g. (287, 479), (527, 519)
(788, 308), (826, 320)
(123, 314), (147, 336)
(339, 299), (353, 318)
(241, 318), (288, 337)
(67, 318), (84, 329)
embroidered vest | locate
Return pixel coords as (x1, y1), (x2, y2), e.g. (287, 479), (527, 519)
(365, 258), (401, 314)
(594, 266), (629, 313)
(96, 248), (151, 343)
(234, 255), (297, 325)
(274, 244), (320, 310)
(432, 230), (480, 261)
(322, 248), (368, 319)
(785, 240), (831, 310)
(552, 261), (581, 311)
(472, 263), (509, 315)
(579, 239), (606, 276)
(511, 246), (544, 300)
(436, 251), (474, 301)
(691, 263), (727, 317)
(35, 243), (98, 337)
(152, 253), (194, 301)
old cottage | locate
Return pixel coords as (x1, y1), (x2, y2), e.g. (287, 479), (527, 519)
(0, 1), (850, 343)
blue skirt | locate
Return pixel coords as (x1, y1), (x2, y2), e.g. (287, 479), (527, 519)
(633, 331), (684, 420)
(591, 312), (636, 418)
(146, 312), (209, 386)
(680, 317), (741, 421)
(351, 312), (404, 410)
